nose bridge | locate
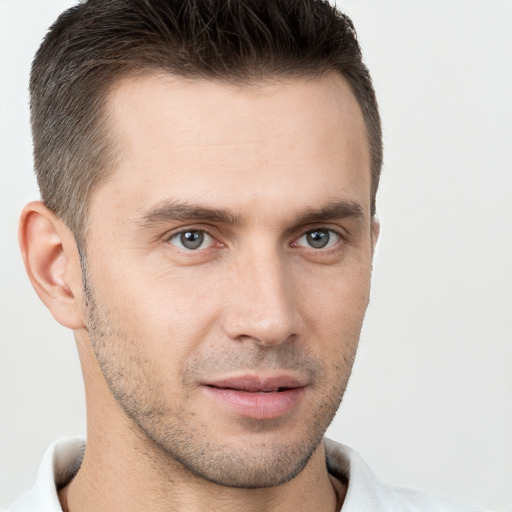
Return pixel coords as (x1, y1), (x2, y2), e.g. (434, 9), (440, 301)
(223, 242), (300, 345)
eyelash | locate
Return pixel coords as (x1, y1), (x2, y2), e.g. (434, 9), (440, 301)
(166, 229), (219, 251)
(165, 227), (344, 252)
(291, 228), (342, 250)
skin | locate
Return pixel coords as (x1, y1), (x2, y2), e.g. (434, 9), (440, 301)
(19, 72), (378, 512)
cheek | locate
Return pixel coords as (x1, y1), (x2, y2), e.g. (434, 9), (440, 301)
(297, 262), (372, 329)
(93, 261), (224, 362)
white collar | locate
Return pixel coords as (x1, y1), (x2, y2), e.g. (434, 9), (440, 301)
(5, 437), (483, 512)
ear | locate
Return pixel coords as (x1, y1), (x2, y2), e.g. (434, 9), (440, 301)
(371, 216), (380, 254)
(18, 201), (85, 330)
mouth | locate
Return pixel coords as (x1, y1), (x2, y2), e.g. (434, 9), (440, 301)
(201, 375), (307, 420)
(208, 386), (294, 393)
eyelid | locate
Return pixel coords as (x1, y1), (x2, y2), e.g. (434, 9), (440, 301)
(164, 226), (221, 251)
(291, 227), (343, 250)
(161, 224), (345, 251)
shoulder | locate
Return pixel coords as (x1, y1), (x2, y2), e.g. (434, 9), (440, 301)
(323, 438), (487, 512)
(3, 438), (85, 512)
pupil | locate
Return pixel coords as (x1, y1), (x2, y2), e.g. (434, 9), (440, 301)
(307, 230), (329, 249)
(181, 231), (204, 250)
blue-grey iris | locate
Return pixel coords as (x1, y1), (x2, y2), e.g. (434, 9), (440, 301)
(181, 230), (204, 250)
(307, 229), (330, 249)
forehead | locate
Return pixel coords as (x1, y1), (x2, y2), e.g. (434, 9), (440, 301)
(92, 72), (371, 222)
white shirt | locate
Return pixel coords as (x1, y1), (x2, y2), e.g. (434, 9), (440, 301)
(4, 438), (486, 511)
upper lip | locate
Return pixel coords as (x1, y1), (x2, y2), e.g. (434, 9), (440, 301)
(203, 374), (307, 392)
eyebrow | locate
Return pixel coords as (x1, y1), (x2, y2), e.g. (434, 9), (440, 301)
(294, 200), (366, 225)
(135, 198), (365, 229)
(135, 199), (240, 228)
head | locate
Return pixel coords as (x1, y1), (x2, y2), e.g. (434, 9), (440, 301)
(21, 0), (382, 490)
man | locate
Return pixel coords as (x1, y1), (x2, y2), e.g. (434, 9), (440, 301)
(3, 1), (486, 511)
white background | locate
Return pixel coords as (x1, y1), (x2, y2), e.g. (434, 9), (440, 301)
(0, 1), (511, 510)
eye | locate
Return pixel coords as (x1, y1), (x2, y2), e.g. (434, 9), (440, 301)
(294, 229), (340, 249)
(167, 230), (214, 251)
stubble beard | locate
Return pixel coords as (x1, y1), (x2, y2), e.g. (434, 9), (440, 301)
(81, 267), (358, 489)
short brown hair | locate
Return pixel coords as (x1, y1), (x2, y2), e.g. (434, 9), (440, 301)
(30, 0), (382, 244)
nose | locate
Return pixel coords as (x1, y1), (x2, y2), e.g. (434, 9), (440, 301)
(222, 248), (303, 347)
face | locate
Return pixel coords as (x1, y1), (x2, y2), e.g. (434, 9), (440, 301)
(80, 73), (376, 488)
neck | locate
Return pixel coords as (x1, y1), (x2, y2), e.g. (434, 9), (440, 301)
(60, 427), (341, 512)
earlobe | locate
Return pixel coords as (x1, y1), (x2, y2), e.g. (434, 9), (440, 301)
(18, 201), (85, 330)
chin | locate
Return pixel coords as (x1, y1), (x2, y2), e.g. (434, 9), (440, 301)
(141, 416), (327, 489)
(173, 437), (320, 489)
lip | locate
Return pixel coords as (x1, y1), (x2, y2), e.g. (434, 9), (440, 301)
(202, 374), (307, 420)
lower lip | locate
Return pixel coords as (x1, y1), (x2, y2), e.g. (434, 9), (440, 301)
(203, 386), (306, 420)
